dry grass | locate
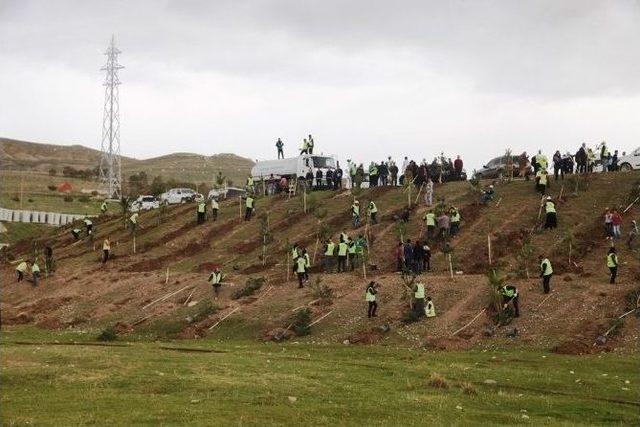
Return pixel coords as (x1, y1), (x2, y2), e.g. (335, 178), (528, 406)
(428, 372), (450, 389)
(460, 381), (477, 395)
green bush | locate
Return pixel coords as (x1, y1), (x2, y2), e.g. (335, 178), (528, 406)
(290, 308), (311, 336)
(97, 326), (117, 342)
(63, 195), (74, 202)
(232, 277), (265, 300)
(47, 185), (57, 191)
(309, 276), (333, 299)
(78, 195), (90, 203)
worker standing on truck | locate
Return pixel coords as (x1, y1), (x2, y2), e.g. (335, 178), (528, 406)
(500, 284), (520, 317)
(366, 281), (378, 318)
(367, 200), (378, 224)
(211, 197), (219, 221)
(607, 247), (618, 284)
(539, 255), (553, 294)
(16, 260), (28, 282)
(102, 237), (111, 264)
(300, 139), (309, 155)
(543, 196), (557, 229)
(244, 195), (255, 221)
(276, 138), (284, 159)
(308, 135), (314, 154)
(209, 266), (224, 297)
(352, 200), (361, 228)
(197, 199), (206, 224)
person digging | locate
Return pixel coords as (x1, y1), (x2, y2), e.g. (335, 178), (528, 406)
(365, 281), (378, 318)
(500, 284), (520, 317)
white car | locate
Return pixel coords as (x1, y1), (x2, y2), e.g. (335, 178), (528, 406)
(159, 188), (197, 205)
(130, 195), (159, 212)
(618, 147), (640, 171)
(207, 187), (246, 200)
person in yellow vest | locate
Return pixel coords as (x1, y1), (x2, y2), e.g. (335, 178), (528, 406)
(535, 169), (548, 194)
(100, 200), (108, 215)
(413, 281), (426, 317)
(295, 254), (307, 288)
(307, 134), (314, 154)
(366, 281), (378, 318)
(208, 266), (225, 297)
(423, 210), (436, 239)
(425, 296), (436, 318)
(347, 238), (357, 271)
(302, 248), (311, 282)
(367, 200), (378, 224)
(83, 216), (93, 235)
(300, 138), (309, 155)
(449, 207), (461, 237)
(16, 260), (28, 282)
(537, 150), (548, 171)
(291, 243), (300, 263)
(323, 238), (335, 273)
(71, 228), (82, 241)
(543, 196), (557, 229)
(539, 255), (553, 294)
(102, 237), (111, 264)
(31, 260), (41, 286)
(500, 284), (519, 317)
(352, 200), (360, 228)
(129, 212), (139, 232)
(244, 195), (255, 221)
(337, 237), (349, 273)
(210, 197), (219, 221)
(607, 247), (618, 284)
(197, 200), (206, 224)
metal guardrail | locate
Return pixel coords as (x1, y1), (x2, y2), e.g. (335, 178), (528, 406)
(0, 207), (89, 226)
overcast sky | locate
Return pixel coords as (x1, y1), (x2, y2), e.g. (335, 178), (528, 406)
(1, 0), (640, 171)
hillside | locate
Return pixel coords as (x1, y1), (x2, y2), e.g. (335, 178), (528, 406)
(2, 172), (639, 353)
(0, 137), (253, 185)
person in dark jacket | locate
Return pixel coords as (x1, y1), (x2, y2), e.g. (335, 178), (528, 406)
(553, 150), (563, 181)
(575, 144), (587, 174)
(403, 239), (414, 272)
(315, 169), (323, 189)
(413, 240), (425, 273)
(454, 155), (463, 179)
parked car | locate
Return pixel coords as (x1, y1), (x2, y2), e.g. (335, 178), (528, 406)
(159, 188), (197, 205)
(474, 155), (529, 180)
(207, 187), (246, 200)
(130, 195), (160, 212)
(618, 147), (640, 171)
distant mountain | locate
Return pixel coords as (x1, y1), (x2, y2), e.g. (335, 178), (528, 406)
(0, 138), (253, 185)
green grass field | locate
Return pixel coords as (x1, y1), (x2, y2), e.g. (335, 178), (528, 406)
(1, 327), (638, 426)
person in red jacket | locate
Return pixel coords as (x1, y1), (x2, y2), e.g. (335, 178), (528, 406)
(454, 155), (463, 179)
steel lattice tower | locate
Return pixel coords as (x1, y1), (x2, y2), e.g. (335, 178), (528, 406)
(99, 35), (124, 199)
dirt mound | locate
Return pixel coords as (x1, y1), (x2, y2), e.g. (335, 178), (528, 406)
(347, 329), (384, 344)
(242, 261), (277, 274)
(425, 336), (474, 351)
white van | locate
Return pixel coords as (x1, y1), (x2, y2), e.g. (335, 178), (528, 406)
(251, 154), (337, 182)
(159, 188), (197, 205)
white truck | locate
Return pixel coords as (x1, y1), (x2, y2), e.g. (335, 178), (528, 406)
(250, 154), (337, 183)
(618, 147), (640, 171)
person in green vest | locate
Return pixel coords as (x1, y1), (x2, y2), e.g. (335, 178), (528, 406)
(16, 260), (28, 282)
(83, 216), (93, 235)
(323, 238), (335, 273)
(425, 296), (436, 318)
(31, 261), (40, 286)
(449, 207), (461, 237)
(208, 266), (225, 297)
(291, 243), (300, 262)
(366, 281), (378, 318)
(100, 200), (108, 215)
(367, 200), (378, 224)
(349, 162), (357, 188)
(244, 195), (255, 221)
(129, 212), (139, 232)
(307, 134), (314, 154)
(246, 176), (254, 191)
(197, 200), (206, 224)
(102, 237), (111, 264)
(337, 237), (349, 273)
(300, 139), (309, 155)
(368, 162), (379, 187)
(536, 150), (548, 171)
(543, 196), (557, 229)
(539, 255), (553, 294)
(413, 281), (426, 318)
(352, 200), (361, 228)
(347, 238), (357, 271)
(355, 234), (367, 268)
(535, 169), (548, 194)
(607, 247), (618, 284)
(210, 197), (219, 221)
(423, 210), (436, 239)
(302, 248), (311, 282)
(295, 254), (307, 288)
(71, 228), (82, 241)
(500, 284), (519, 317)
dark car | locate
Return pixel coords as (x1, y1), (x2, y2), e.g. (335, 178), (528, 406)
(474, 155), (529, 180)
